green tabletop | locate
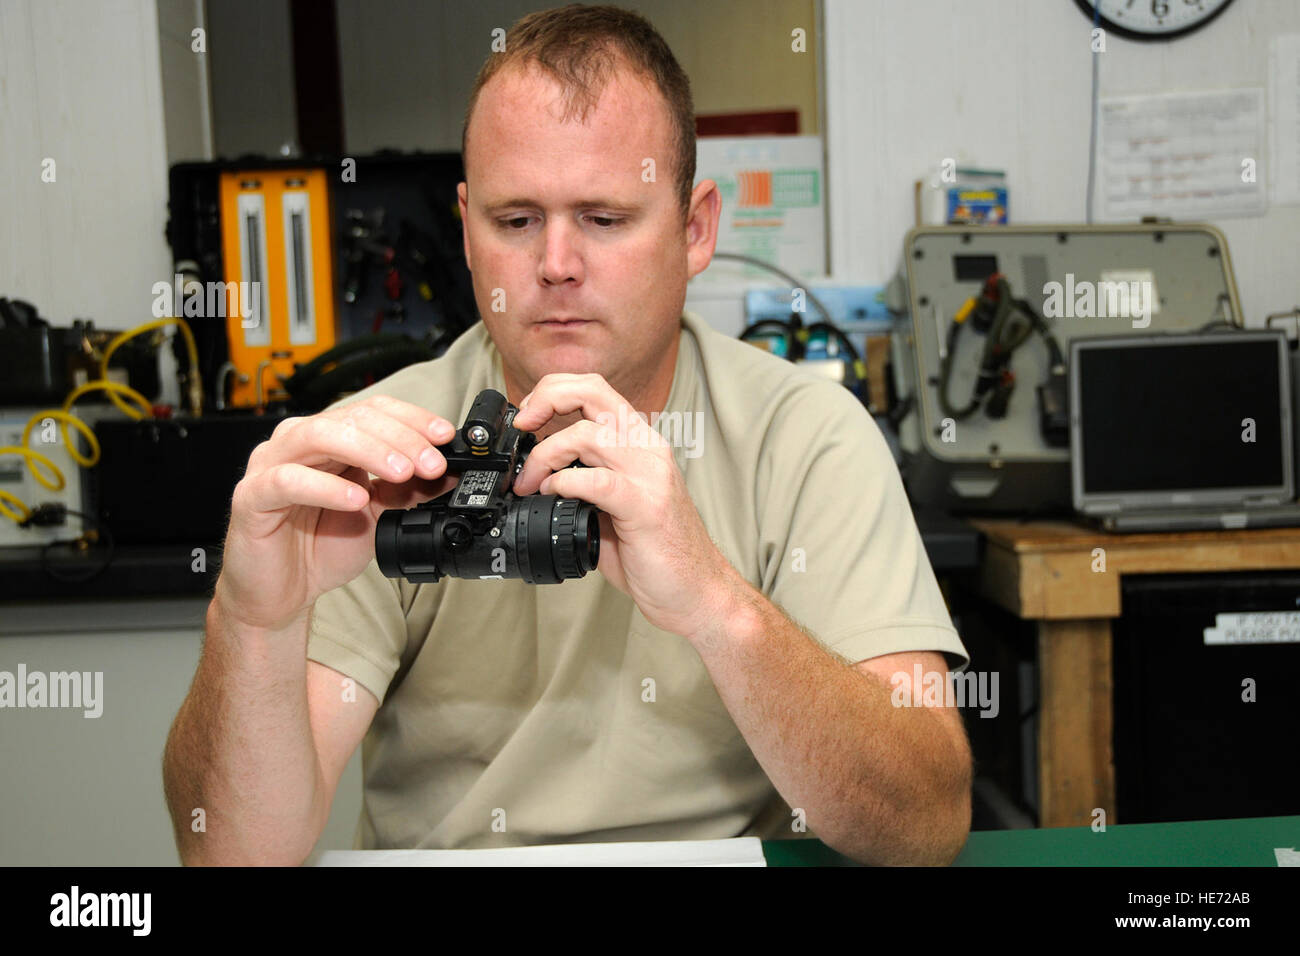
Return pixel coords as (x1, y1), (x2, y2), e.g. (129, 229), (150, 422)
(762, 815), (1300, 866)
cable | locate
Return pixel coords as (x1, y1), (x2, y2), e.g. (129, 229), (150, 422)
(21, 409), (101, 472)
(1086, 0), (1101, 224)
(938, 275), (1065, 422)
(0, 444), (65, 522)
(214, 361), (241, 412)
(61, 379), (153, 420)
(0, 444), (63, 495)
(710, 251), (836, 327)
(100, 317), (203, 418)
(35, 509), (115, 584)
(0, 319), (186, 539)
(886, 393), (915, 433)
(0, 488), (32, 525)
(0, 378), (153, 517)
(739, 315), (870, 391)
(1264, 307), (1300, 336)
(54, 379), (152, 477)
(721, 253), (872, 398)
(4, 501), (116, 582)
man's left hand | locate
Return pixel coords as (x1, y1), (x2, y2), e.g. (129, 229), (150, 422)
(510, 373), (742, 642)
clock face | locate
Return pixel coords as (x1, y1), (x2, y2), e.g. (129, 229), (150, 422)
(1073, 0), (1236, 41)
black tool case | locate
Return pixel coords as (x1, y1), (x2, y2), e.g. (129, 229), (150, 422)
(165, 150), (477, 410)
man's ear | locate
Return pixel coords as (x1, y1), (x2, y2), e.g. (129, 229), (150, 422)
(457, 181), (472, 271)
(684, 179), (721, 281)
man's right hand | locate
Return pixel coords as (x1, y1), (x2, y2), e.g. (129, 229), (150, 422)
(215, 394), (459, 631)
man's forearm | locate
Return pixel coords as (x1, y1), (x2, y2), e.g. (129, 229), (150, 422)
(686, 572), (972, 865)
(162, 589), (330, 865)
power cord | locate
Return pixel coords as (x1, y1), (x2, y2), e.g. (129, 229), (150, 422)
(710, 251), (836, 327)
(19, 503), (116, 584)
(1086, 0), (1102, 224)
(938, 274), (1069, 445)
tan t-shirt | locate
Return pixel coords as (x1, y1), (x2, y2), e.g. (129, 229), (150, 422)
(307, 310), (969, 848)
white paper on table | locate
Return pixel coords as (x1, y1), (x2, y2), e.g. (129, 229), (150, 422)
(1275, 847), (1300, 867)
(1270, 34), (1300, 205)
(308, 836), (767, 867)
(1098, 88), (1267, 221)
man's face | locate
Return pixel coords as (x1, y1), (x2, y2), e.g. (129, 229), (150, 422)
(458, 62), (717, 403)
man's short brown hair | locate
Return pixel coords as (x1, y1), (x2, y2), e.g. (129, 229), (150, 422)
(461, 3), (697, 220)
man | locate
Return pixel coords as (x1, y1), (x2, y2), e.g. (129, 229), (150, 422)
(163, 3), (972, 866)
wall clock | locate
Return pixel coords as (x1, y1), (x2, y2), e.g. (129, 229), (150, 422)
(1073, 0), (1237, 42)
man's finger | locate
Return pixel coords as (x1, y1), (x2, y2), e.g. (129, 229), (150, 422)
(334, 394), (457, 444)
(511, 372), (631, 432)
(539, 464), (637, 520)
(259, 415), (423, 482)
(513, 418), (633, 494)
(327, 403), (451, 479)
(236, 462), (370, 516)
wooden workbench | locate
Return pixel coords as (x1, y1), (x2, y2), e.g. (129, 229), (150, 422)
(969, 518), (1300, 828)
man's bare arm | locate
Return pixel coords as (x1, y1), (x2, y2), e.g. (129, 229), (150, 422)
(161, 395), (455, 864)
(162, 593), (378, 866)
(689, 580), (973, 866)
(507, 373), (972, 864)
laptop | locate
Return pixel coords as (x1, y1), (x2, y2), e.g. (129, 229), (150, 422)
(1070, 330), (1300, 532)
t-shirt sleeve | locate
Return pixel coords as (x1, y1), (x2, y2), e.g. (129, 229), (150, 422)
(755, 379), (970, 672)
(307, 558), (409, 706)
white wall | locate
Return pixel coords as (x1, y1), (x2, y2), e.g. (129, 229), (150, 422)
(824, 0), (1300, 327)
(0, 0), (172, 329)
